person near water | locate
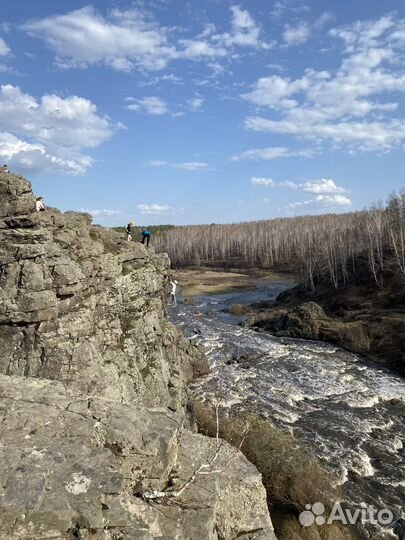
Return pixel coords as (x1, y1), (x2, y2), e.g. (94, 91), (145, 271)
(169, 279), (178, 307)
(126, 222), (134, 241)
(141, 229), (151, 247)
(36, 196), (46, 212)
(1, 164), (10, 173)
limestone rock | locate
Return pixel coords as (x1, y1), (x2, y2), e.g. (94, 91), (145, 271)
(0, 375), (276, 540)
(0, 173), (198, 410)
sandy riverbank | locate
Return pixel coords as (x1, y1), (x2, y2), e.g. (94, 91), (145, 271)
(173, 267), (295, 297)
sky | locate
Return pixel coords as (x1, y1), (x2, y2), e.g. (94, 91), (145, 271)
(0, 0), (404, 225)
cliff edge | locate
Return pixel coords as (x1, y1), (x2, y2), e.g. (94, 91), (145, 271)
(0, 173), (276, 540)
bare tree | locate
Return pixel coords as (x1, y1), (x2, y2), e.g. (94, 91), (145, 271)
(154, 194), (404, 291)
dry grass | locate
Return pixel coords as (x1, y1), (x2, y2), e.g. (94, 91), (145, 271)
(193, 401), (360, 539)
(194, 401), (338, 511)
(194, 401), (361, 540)
(274, 515), (358, 540)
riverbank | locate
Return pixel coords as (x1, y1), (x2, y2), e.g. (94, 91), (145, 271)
(244, 255), (405, 375)
(173, 267), (295, 297)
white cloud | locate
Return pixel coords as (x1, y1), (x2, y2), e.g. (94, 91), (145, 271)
(283, 22), (310, 46)
(279, 180), (299, 189)
(187, 97), (204, 111)
(0, 37), (10, 56)
(287, 194), (352, 211)
(243, 15), (405, 153)
(231, 146), (315, 161)
(78, 208), (122, 217)
(0, 84), (112, 148)
(22, 5), (267, 73)
(218, 5), (261, 48)
(251, 176), (347, 194)
(179, 39), (227, 59)
(149, 160), (208, 171)
(125, 96), (168, 115)
(0, 132), (92, 175)
(0, 85), (112, 175)
(137, 203), (179, 216)
(250, 176), (275, 187)
(301, 178), (347, 194)
(271, 1), (310, 19)
(22, 6), (176, 72)
(282, 13), (332, 46)
(242, 75), (309, 109)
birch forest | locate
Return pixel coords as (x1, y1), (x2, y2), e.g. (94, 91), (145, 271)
(154, 192), (405, 291)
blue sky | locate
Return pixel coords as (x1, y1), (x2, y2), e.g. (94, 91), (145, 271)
(0, 0), (404, 225)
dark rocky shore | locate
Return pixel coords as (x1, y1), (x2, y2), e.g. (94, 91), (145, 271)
(244, 256), (405, 375)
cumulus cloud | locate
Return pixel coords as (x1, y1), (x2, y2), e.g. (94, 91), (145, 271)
(22, 6), (176, 72)
(0, 84), (113, 175)
(125, 96), (168, 115)
(231, 146), (315, 161)
(137, 203), (180, 216)
(301, 179), (347, 193)
(0, 84), (112, 148)
(243, 15), (405, 152)
(250, 176), (275, 187)
(0, 132), (92, 175)
(252, 176), (347, 194)
(287, 194), (352, 211)
(0, 37), (10, 56)
(22, 5), (267, 73)
(149, 160), (208, 171)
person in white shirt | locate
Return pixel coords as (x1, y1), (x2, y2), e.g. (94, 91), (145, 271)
(169, 280), (178, 307)
(36, 197), (46, 212)
(1, 164), (10, 173)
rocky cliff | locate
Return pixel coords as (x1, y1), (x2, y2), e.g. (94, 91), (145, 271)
(0, 173), (276, 540)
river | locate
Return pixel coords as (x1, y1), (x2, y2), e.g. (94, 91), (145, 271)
(170, 280), (405, 538)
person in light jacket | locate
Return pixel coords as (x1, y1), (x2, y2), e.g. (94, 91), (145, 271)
(36, 197), (46, 212)
(169, 280), (178, 307)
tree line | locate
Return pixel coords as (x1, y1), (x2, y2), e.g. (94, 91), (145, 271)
(153, 191), (405, 291)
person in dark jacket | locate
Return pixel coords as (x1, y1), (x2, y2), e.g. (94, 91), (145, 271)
(141, 229), (151, 247)
(125, 222), (134, 241)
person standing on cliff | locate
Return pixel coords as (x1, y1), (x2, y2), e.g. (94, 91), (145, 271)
(141, 229), (151, 247)
(169, 279), (178, 307)
(1, 164), (10, 173)
(36, 197), (46, 212)
(126, 222), (134, 241)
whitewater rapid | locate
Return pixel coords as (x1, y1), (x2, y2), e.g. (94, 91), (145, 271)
(171, 281), (405, 530)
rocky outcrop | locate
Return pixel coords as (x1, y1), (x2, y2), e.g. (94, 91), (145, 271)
(246, 286), (405, 375)
(245, 301), (372, 351)
(0, 172), (204, 408)
(0, 173), (276, 540)
(0, 375), (274, 540)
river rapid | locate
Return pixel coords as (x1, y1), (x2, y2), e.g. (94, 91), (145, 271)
(170, 280), (405, 537)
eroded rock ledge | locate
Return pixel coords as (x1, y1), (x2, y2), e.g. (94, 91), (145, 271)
(0, 173), (276, 540)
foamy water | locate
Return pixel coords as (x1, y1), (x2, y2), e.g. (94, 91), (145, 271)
(171, 281), (405, 532)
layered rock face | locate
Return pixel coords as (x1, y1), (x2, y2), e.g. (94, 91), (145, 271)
(0, 172), (204, 408)
(0, 173), (276, 540)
